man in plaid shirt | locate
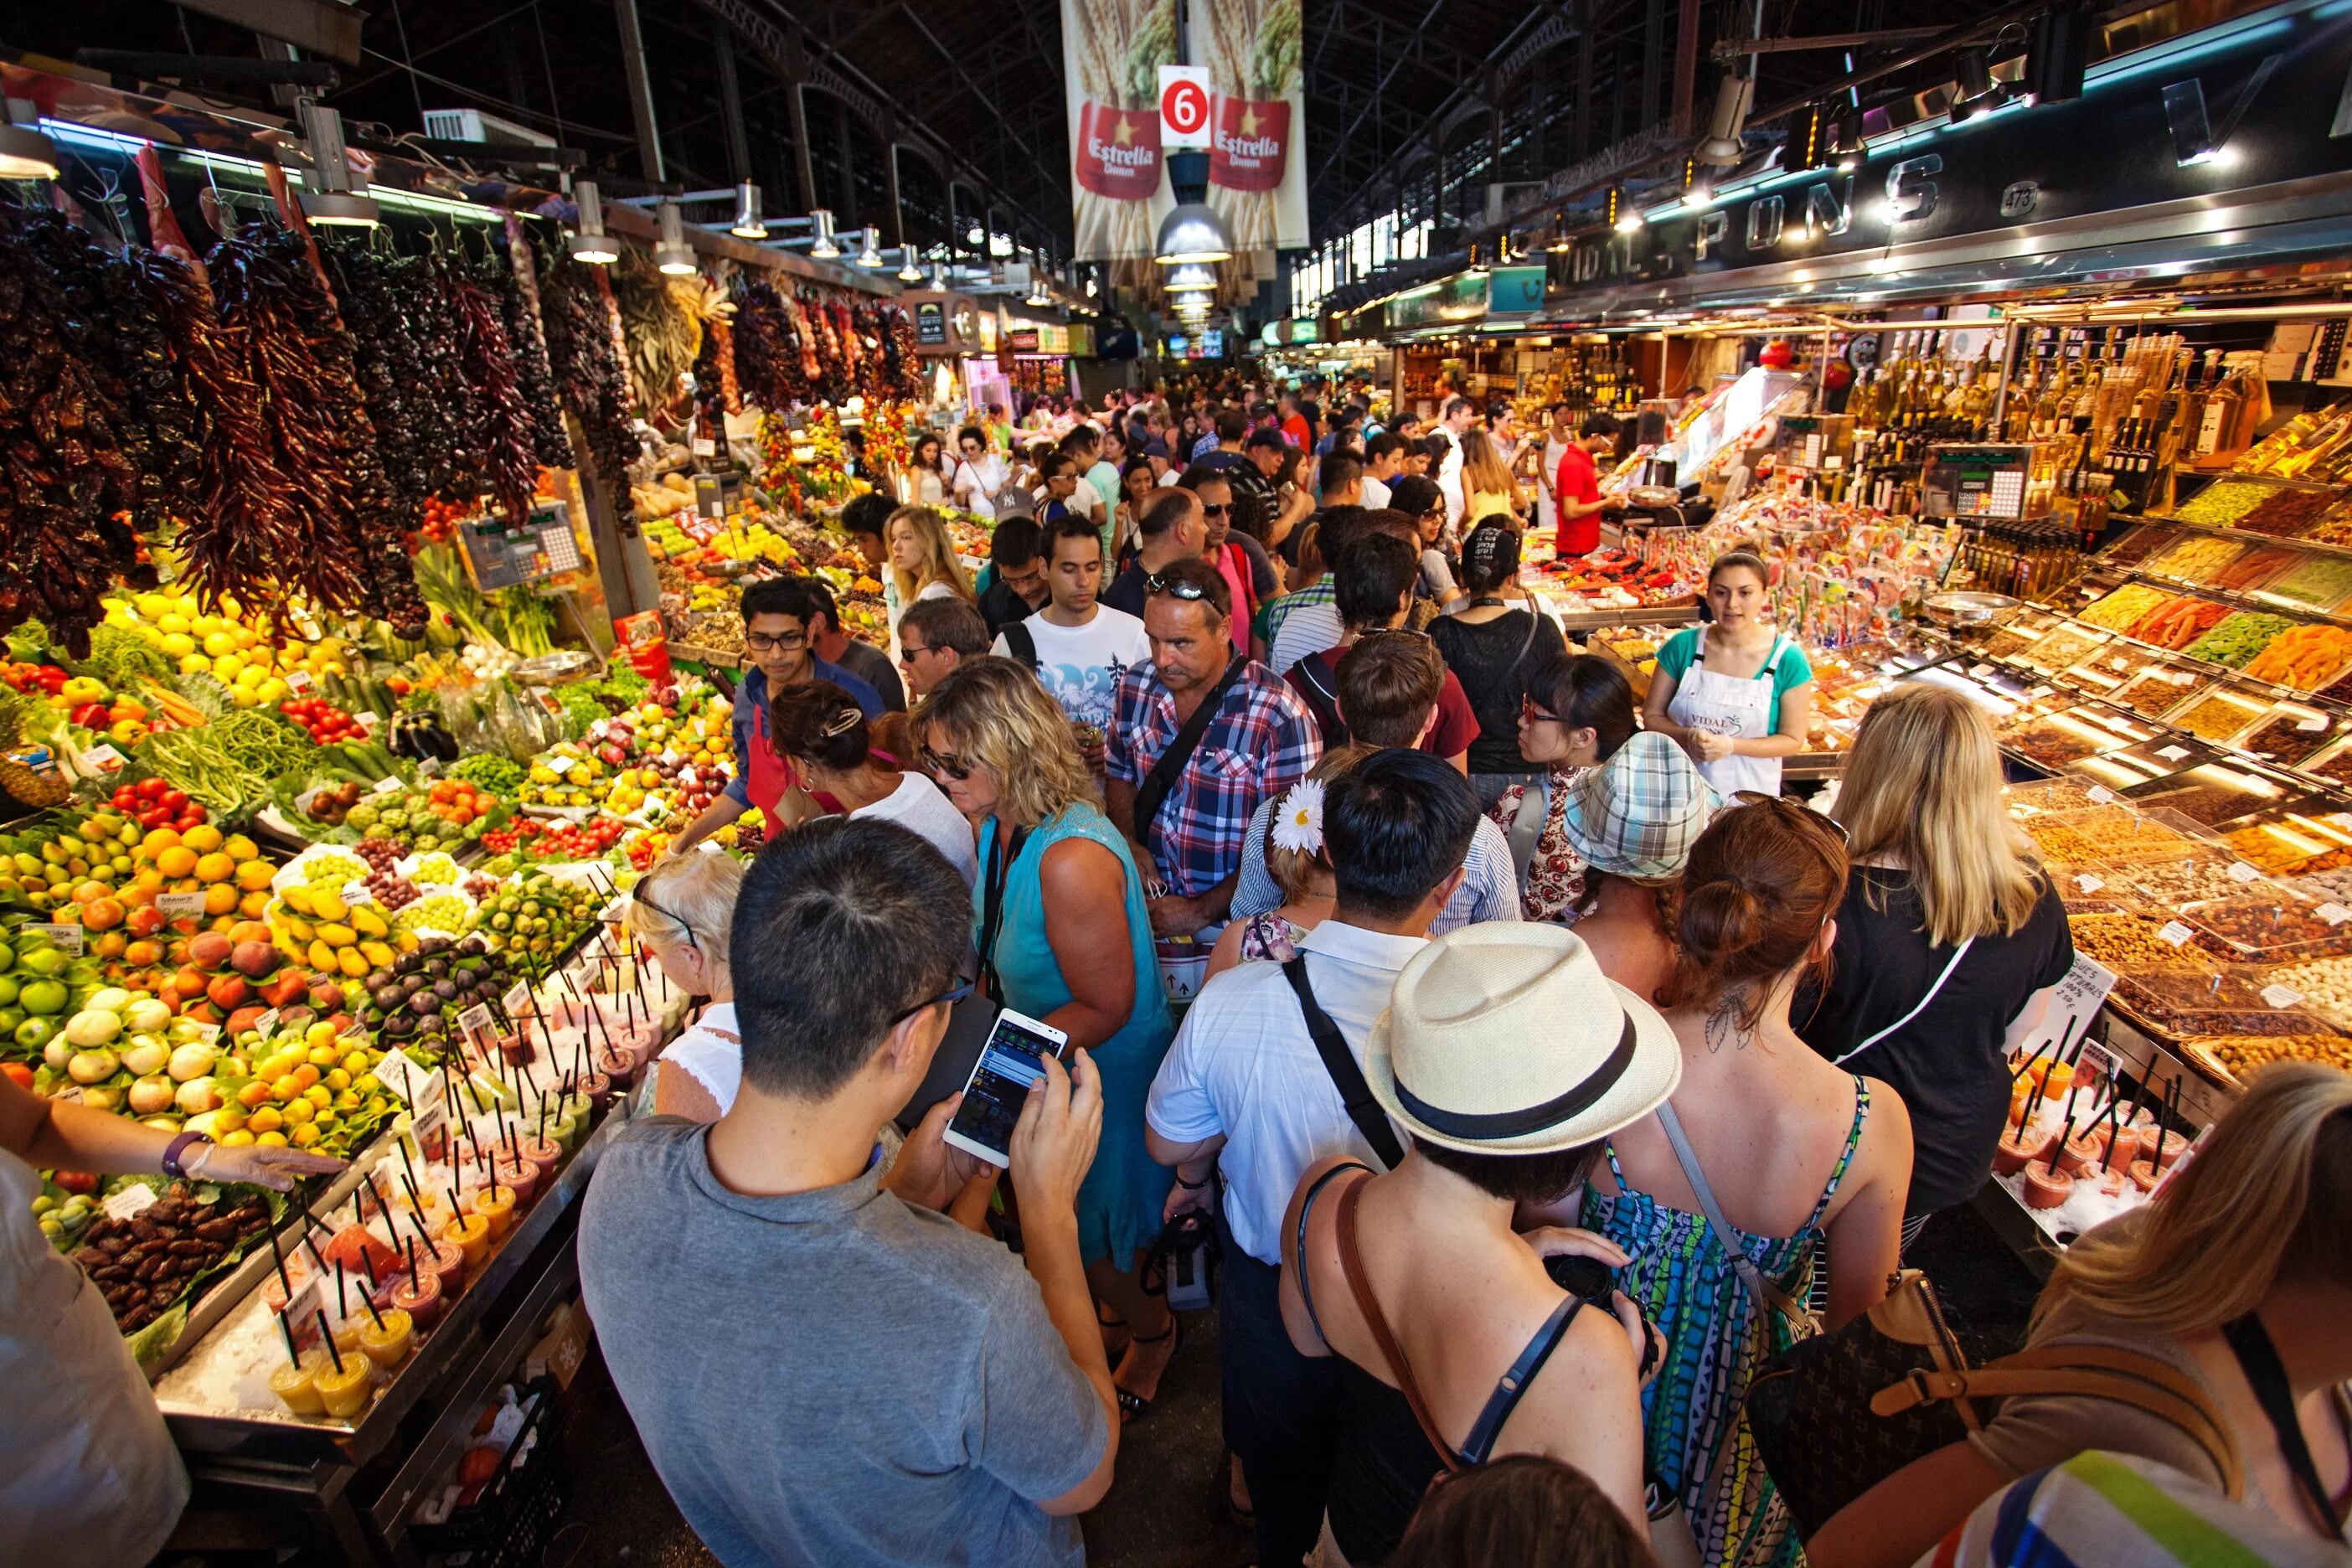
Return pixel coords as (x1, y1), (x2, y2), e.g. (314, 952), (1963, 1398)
(1107, 559), (1321, 940)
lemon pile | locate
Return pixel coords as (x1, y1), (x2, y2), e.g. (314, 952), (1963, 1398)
(101, 586), (351, 707)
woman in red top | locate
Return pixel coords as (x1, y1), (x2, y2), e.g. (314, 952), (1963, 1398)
(1551, 413), (1626, 557)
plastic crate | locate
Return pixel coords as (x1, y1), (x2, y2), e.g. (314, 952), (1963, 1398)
(410, 1377), (565, 1565)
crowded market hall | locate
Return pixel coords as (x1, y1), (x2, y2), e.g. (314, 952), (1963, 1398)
(6, 0), (2352, 1564)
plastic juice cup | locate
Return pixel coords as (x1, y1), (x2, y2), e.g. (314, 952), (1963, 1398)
(426, 1237), (467, 1292)
(331, 1314), (366, 1356)
(519, 1136), (562, 1181)
(472, 1185), (516, 1239)
(493, 1156), (538, 1205)
(579, 1071), (612, 1104)
(314, 1354), (374, 1419)
(357, 1308), (414, 1369)
(270, 1351), (330, 1416)
(443, 1212), (491, 1270)
(545, 1110), (580, 1153)
(390, 1269), (444, 1330)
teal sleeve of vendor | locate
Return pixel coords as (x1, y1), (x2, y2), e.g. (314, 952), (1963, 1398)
(1654, 630), (1813, 699)
(1654, 627), (1699, 683)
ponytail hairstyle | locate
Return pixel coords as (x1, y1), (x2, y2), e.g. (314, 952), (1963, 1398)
(1667, 796), (1849, 1032)
(1460, 524), (1521, 595)
(1266, 745), (1371, 903)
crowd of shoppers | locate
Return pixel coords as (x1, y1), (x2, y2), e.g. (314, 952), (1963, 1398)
(557, 379), (2351, 1568)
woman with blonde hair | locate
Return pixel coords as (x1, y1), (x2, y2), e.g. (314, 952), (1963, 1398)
(914, 656), (1184, 1416)
(1460, 428), (1524, 526)
(1204, 745), (1367, 978)
(626, 851), (747, 1122)
(884, 505), (975, 629)
(1797, 682), (2073, 1248)
(1811, 1062), (2352, 1565)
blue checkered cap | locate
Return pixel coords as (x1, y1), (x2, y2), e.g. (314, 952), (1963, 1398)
(1560, 730), (1722, 879)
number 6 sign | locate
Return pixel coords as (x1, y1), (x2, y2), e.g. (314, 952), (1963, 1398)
(1159, 65), (1211, 149)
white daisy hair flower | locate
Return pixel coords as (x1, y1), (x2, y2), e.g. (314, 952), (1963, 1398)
(1271, 778), (1327, 855)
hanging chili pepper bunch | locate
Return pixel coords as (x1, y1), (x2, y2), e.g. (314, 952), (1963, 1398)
(317, 240), (432, 536)
(691, 324), (730, 441)
(882, 303), (921, 399)
(91, 245), (206, 534)
(207, 227), (427, 637)
(0, 202), (150, 653)
(538, 251), (638, 524)
(730, 271), (806, 411)
(393, 250), (487, 504)
(441, 250), (539, 522)
(484, 246), (571, 469)
(783, 288), (821, 388)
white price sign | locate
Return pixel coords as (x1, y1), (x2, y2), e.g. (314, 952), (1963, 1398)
(2037, 954), (2117, 1053)
(101, 1183), (158, 1223)
(2158, 921), (2195, 946)
(155, 892), (207, 917)
(26, 924), (84, 955)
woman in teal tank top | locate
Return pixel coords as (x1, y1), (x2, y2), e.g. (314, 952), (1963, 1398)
(916, 658), (1182, 1416)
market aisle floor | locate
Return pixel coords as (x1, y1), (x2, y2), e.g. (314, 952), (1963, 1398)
(544, 1304), (1248, 1568)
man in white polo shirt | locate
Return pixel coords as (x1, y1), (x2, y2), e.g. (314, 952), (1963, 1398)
(1143, 749), (1478, 1568)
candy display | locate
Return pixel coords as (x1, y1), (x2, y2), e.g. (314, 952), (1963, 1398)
(2017, 626), (2111, 673)
(2167, 686), (2269, 742)
(2068, 911), (2193, 967)
(2233, 487), (2339, 539)
(2211, 545), (2303, 594)
(2183, 1032), (2352, 1088)
(2257, 555), (2352, 611)
(2076, 584), (2174, 632)
(2233, 709), (2340, 766)
(2130, 596), (2233, 650)
(2111, 663), (2206, 719)
(2171, 477), (2278, 526)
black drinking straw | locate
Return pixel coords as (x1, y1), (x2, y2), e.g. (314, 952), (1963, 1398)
(359, 1248), (378, 1288)
(317, 1310), (344, 1375)
(2011, 1030), (2058, 1082)
(2098, 1100), (2122, 1173)
(2158, 1075), (2184, 1169)
(401, 1172), (426, 1224)
(404, 1235), (419, 1285)
(358, 1278), (386, 1331)
(397, 1137), (421, 1196)
(278, 1310), (302, 1367)
(266, 1210), (294, 1299)
(2058, 1079), (2085, 1141)
(334, 1260), (347, 1317)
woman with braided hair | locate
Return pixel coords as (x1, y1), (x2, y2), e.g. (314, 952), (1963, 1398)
(1527, 794), (1914, 1567)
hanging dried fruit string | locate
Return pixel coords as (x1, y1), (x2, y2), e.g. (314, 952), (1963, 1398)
(442, 250), (539, 522)
(317, 240), (432, 539)
(0, 201), (150, 654)
(538, 250), (640, 529)
(492, 233), (572, 470)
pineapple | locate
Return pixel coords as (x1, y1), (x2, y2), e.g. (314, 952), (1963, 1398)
(0, 686), (70, 806)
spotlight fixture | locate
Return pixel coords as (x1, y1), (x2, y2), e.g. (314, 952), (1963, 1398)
(1950, 48), (2001, 121)
(653, 200), (698, 276)
(896, 248), (924, 282)
(2026, 7), (2090, 106)
(0, 102), (59, 181)
(809, 209), (839, 259)
(1154, 202), (1233, 265)
(1695, 75), (1753, 167)
(928, 262), (949, 291)
(966, 223), (985, 246)
(730, 179), (767, 239)
(1166, 262), (1217, 291)
(854, 225), (884, 267)
(567, 178), (617, 264)
(293, 102), (379, 228)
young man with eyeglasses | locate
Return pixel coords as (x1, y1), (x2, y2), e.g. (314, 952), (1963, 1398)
(583, 818), (1118, 1568)
(895, 597), (991, 702)
(993, 518), (1149, 771)
(1101, 487), (1206, 620)
(664, 578), (887, 859)
(1106, 560), (1321, 943)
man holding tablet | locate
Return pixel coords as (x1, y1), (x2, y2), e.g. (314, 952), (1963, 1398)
(581, 818), (1117, 1566)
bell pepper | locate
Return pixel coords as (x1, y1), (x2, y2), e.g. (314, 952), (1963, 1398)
(58, 676), (111, 705)
(70, 702), (111, 729)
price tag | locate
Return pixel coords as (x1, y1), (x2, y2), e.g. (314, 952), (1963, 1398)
(544, 755), (576, 776)
(410, 1096), (450, 1164)
(677, 765), (698, 787)
(2320, 904), (2352, 926)
(77, 743), (127, 775)
(186, 1021), (220, 1045)
(589, 719), (611, 740)
(2299, 714), (2329, 732)
(155, 891), (207, 917)
(1969, 663), (1996, 678)
(2227, 861), (2264, 883)
(2075, 874), (2105, 893)
(691, 436), (717, 457)
(2087, 786), (2117, 804)
(28, 924), (85, 955)
(101, 1183), (158, 1222)
(342, 879), (374, 907)
(503, 980), (532, 1017)
(457, 1003), (494, 1039)
(2158, 921), (2195, 946)
(354, 710), (381, 732)
(374, 776), (404, 795)
(2028, 684), (2055, 699)
(2155, 745), (2191, 761)
(2262, 983), (2307, 1008)
(281, 1277), (325, 1348)
(374, 1048), (428, 1103)
(2040, 954), (2117, 1052)
(283, 668), (313, 694)
(250, 1008), (281, 1039)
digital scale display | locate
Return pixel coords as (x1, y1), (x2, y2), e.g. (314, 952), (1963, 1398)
(1924, 444), (2035, 521)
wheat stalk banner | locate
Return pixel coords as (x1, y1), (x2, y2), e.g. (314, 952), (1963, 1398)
(1193, 0), (1305, 255)
(1062, 0), (1179, 260)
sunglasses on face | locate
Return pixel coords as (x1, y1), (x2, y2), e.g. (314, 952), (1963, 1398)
(921, 745), (974, 781)
(1200, 502), (1229, 516)
(898, 641), (933, 663)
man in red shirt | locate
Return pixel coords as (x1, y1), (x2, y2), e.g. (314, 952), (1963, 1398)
(1552, 412), (1627, 557)
(1278, 389), (1313, 451)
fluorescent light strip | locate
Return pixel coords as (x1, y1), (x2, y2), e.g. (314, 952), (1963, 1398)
(44, 116), (503, 222)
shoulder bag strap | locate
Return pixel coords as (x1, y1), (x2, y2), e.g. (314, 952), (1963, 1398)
(2222, 1313), (2345, 1531)
(1002, 621), (1038, 670)
(1283, 956), (1405, 1169)
(1833, 939), (1974, 1066)
(1132, 653), (1247, 843)
(1654, 1101), (1820, 1335)
(1292, 655), (1348, 745)
(1507, 606), (1542, 675)
(1335, 1174), (1463, 1475)
(1506, 776), (1552, 890)
(1870, 1347), (2245, 1501)
(1458, 1294), (1584, 1465)
(974, 825), (1029, 1007)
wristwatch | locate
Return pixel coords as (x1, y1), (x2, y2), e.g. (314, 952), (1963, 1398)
(161, 1130), (214, 1179)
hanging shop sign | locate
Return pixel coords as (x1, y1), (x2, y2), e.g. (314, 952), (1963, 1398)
(1556, 8), (2352, 297)
(1191, 0), (1307, 251)
(916, 301), (946, 345)
(1007, 327), (1040, 353)
(1159, 64), (1214, 149)
(1200, 328), (1226, 358)
(1063, 0), (1180, 260)
(1486, 266), (1548, 318)
(1390, 272), (1496, 331)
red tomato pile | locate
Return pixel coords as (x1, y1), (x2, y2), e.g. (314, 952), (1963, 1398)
(278, 697), (367, 744)
(533, 817), (624, 861)
(109, 776), (209, 833)
(481, 818), (548, 857)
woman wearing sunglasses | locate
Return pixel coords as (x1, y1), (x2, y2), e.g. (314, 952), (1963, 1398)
(914, 657), (1184, 1420)
(626, 852), (747, 1123)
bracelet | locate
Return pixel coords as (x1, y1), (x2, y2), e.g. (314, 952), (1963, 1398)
(1175, 1171), (1211, 1189)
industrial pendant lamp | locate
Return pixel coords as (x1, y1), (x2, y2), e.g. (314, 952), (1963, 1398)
(654, 200), (698, 276)
(730, 180), (767, 239)
(1694, 75), (1754, 168)
(568, 178), (619, 264)
(0, 101), (59, 181)
(896, 247), (924, 282)
(855, 225), (884, 267)
(809, 209), (839, 259)
(1155, 202), (1233, 265)
(1949, 49), (2002, 121)
(294, 102), (380, 228)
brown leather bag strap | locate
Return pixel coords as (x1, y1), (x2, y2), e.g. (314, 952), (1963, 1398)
(1333, 1174), (1464, 1475)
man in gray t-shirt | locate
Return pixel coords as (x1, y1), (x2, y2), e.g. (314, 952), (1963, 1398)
(581, 818), (1117, 1567)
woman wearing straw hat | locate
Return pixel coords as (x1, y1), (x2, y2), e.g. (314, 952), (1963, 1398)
(1278, 923), (1684, 1564)
(1565, 796), (1914, 1568)
(1557, 732), (1721, 1007)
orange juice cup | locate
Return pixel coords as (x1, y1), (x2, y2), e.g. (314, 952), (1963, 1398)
(472, 1184), (516, 1239)
(270, 1351), (330, 1416)
(443, 1212), (491, 1270)
(314, 1353), (374, 1419)
(357, 1308), (414, 1369)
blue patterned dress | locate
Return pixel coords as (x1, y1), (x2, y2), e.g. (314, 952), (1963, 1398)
(1581, 1080), (1872, 1568)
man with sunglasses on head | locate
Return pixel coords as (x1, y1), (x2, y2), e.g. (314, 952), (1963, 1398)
(583, 818), (1119, 1568)
(1101, 488), (1207, 620)
(663, 578), (886, 860)
(1106, 560), (1321, 945)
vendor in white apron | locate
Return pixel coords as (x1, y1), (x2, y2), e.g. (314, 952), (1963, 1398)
(1642, 550), (1816, 799)
(0, 1071), (340, 1567)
